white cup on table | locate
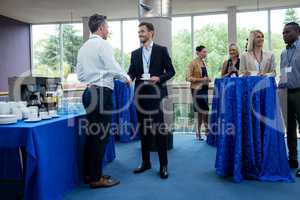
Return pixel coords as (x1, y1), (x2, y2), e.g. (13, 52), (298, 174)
(22, 107), (30, 119)
(11, 107), (23, 120)
(17, 101), (27, 108)
(39, 111), (49, 119)
(49, 110), (57, 117)
(28, 106), (39, 119)
(0, 102), (11, 115)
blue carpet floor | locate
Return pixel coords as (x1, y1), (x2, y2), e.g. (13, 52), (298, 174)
(64, 135), (300, 200)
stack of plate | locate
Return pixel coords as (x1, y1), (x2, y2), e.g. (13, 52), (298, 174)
(0, 115), (18, 125)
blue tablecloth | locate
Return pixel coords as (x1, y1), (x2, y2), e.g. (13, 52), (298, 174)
(0, 114), (116, 200)
(207, 76), (293, 183)
(112, 80), (140, 142)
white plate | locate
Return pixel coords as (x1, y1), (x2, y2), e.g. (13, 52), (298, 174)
(0, 117), (17, 125)
(0, 114), (17, 119)
(41, 116), (52, 120)
(51, 114), (60, 118)
(24, 118), (42, 123)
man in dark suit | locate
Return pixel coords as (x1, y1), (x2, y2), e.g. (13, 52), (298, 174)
(128, 22), (175, 179)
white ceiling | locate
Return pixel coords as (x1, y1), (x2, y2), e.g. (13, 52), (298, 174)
(0, 0), (300, 23)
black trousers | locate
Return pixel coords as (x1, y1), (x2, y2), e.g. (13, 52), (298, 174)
(136, 83), (168, 168)
(287, 88), (300, 161)
(82, 86), (113, 182)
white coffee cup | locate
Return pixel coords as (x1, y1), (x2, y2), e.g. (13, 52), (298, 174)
(18, 101), (27, 108)
(142, 73), (151, 80)
(39, 111), (49, 119)
(21, 107), (30, 119)
(0, 102), (11, 115)
(11, 107), (23, 120)
(49, 110), (57, 117)
(28, 106), (38, 113)
(8, 101), (17, 108)
(28, 112), (38, 120)
(28, 106), (39, 119)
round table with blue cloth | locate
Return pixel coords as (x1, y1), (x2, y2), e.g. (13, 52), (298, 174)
(207, 76), (293, 183)
(0, 114), (116, 200)
(112, 80), (140, 143)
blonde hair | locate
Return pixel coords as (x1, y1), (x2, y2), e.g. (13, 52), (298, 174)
(247, 30), (264, 52)
(228, 43), (239, 57)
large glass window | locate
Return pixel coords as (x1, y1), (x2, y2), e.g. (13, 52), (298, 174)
(108, 21), (122, 64)
(237, 11), (269, 53)
(173, 103), (195, 133)
(32, 7), (300, 84)
(62, 23), (83, 79)
(194, 14), (228, 78)
(32, 23), (83, 80)
(172, 16), (192, 82)
(123, 20), (140, 71)
(32, 24), (60, 77)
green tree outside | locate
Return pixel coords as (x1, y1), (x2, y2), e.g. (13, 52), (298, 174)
(32, 24), (83, 78)
(32, 8), (299, 82)
(284, 8), (300, 24)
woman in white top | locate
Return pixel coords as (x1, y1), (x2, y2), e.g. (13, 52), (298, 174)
(240, 30), (276, 76)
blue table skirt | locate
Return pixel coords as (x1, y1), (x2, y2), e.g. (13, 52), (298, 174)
(112, 80), (140, 143)
(0, 114), (115, 200)
(207, 77), (293, 183)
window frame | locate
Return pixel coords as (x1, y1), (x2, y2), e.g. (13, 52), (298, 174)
(30, 5), (300, 82)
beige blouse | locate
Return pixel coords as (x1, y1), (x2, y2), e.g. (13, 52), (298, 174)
(239, 51), (276, 76)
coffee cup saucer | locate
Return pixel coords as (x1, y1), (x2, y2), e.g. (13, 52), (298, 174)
(24, 118), (42, 123)
(141, 77), (151, 81)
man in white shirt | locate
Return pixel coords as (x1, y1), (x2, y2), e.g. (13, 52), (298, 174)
(76, 14), (131, 189)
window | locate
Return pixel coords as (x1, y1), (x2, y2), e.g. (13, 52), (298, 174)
(32, 24), (60, 77)
(62, 23), (83, 79)
(237, 11), (269, 53)
(271, 8), (300, 68)
(32, 23), (83, 81)
(123, 20), (140, 71)
(172, 17), (192, 82)
(108, 21), (122, 64)
(173, 103), (195, 133)
(194, 14), (228, 78)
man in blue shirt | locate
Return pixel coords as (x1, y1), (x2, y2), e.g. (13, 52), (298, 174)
(279, 22), (300, 177)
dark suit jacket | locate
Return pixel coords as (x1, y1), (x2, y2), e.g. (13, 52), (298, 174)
(128, 43), (175, 98)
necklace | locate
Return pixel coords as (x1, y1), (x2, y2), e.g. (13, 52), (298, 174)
(253, 50), (263, 71)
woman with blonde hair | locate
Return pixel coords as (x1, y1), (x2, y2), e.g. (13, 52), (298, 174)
(221, 43), (240, 77)
(240, 30), (276, 76)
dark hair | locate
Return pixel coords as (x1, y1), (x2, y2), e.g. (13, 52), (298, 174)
(88, 14), (107, 33)
(196, 45), (206, 52)
(285, 22), (300, 32)
(245, 38), (249, 52)
(139, 22), (155, 32)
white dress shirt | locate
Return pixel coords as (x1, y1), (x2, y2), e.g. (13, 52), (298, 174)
(142, 41), (153, 74)
(76, 34), (129, 90)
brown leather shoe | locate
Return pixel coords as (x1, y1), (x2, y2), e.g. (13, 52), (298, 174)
(84, 175), (111, 184)
(90, 177), (120, 189)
